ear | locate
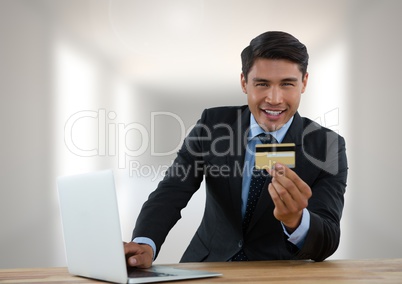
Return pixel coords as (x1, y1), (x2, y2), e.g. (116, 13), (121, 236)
(301, 72), (309, 93)
(240, 73), (247, 94)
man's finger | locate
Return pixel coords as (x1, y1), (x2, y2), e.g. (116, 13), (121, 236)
(124, 242), (153, 268)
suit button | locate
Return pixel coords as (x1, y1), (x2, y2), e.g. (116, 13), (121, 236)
(238, 240), (243, 248)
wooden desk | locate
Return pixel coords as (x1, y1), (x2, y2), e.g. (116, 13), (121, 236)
(0, 258), (401, 283)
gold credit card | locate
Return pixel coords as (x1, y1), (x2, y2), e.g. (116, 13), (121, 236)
(255, 143), (296, 169)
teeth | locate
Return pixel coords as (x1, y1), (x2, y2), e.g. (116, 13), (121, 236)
(265, 110), (282, 115)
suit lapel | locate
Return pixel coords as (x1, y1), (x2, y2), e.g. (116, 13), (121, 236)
(227, 107), (250, 226)
(282, 112), (303, 145)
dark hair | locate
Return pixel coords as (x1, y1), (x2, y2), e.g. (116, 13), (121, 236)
(241, 31), (309, 82)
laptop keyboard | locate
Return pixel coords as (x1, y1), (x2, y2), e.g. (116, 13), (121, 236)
(128, 268), (175, 278)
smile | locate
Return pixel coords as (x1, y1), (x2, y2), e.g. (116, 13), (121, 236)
(264, 110), (283, 116)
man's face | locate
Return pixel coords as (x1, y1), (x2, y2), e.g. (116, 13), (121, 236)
(241, 58), (308, 132)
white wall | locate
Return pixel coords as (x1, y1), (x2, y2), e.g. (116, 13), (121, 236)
(1, 0), (401, 268)
(342, 0), (402, 258)
(0, 0), (57, 267)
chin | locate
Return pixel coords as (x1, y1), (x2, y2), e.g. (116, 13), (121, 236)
(265, 122), (284, 132)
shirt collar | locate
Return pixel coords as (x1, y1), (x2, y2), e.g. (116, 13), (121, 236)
(248, 114), (294, 143)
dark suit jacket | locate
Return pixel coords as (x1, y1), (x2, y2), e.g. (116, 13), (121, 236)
(133, 105), (348, 262)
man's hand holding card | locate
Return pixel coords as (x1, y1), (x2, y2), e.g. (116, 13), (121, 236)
(255, 144), (312, 233)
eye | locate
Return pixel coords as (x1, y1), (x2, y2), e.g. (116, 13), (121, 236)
(255, 83), (269, 87)
(282, 82), (295, 87)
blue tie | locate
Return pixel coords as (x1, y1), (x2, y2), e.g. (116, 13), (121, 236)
(231, 134), (277, 261)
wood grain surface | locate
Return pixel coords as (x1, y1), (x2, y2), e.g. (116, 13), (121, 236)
(0, 258), (401, 283)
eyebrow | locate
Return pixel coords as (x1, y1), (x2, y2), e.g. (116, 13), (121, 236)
(252, 77), (299, 82)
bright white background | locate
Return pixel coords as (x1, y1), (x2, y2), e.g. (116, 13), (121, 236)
(1, 0), (402, 268)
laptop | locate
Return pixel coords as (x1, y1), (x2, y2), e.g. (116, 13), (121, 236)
(57, 169), (222, 283)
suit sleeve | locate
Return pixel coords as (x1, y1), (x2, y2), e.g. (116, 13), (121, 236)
(295, 133), (348, 261)
(132, 109), (209, 258)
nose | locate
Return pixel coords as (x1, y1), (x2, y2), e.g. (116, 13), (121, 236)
(265, 86), (283, 105)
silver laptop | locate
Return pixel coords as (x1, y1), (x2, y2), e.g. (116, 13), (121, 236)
(57, 169), (221, 283)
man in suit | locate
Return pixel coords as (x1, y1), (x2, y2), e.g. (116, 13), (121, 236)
(124, 31), (348, 268)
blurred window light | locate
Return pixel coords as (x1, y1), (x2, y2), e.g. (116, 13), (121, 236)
(53, 38), (99, 175)
(300, 40), (349, 136)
